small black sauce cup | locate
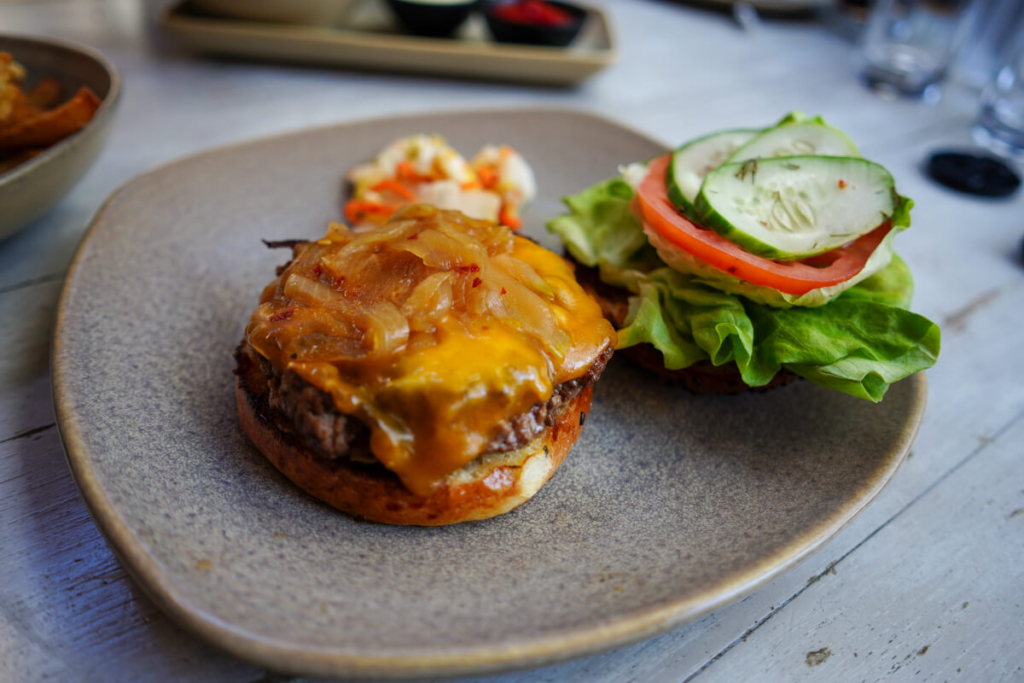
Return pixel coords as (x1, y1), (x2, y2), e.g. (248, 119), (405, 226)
(386, 0), (481, 38)
(483, 0), (587, 47)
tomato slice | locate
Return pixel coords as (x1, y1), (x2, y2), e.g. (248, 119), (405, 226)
(636, 155), (892, 296)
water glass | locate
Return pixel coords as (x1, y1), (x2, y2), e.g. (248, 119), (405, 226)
(975, 22), (1024, 156)
(860, 0), (976, 97)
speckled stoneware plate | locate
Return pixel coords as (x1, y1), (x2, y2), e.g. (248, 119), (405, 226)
(0, 34), (120, 241)
(52, 109), (927, 680)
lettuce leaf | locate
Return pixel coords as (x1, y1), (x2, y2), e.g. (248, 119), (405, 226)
(548, 178), (940, 402)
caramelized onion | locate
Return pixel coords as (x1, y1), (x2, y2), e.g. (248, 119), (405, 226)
(433, 211), (513, 254)
(478, 267), (571, 360)
(398, 228), (486, 270)
(283, 273), (340, 304)
(358, 301), (410, 358)
(401, 272), (454, 332)
(324, 221), (352, 241)
(491, 253), (553, 298)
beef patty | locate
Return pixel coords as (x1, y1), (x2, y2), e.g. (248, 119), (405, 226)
(235, 342), (613, 465)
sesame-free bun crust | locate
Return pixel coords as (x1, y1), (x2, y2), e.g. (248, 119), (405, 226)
(235, 348), (592, 526)
(572, 262), (797, 394)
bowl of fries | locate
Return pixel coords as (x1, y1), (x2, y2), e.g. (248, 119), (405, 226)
(0, 35), (120, 241)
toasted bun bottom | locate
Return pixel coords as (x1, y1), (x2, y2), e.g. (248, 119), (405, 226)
(572, 262), (797, 395)
(235, 350), (592, 526)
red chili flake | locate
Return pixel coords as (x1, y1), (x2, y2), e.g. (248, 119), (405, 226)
(472, 277), (483, 288)
(482, 325), (489, 330)
(456, 263), (481, 273)
(500, 287), (507, 295)
(838, 179), (847, 189)
(269, 308), (294, 322)
(761, 221), (768, 227)
(312, 263), (323, 277)
(407, 233), (419, 240)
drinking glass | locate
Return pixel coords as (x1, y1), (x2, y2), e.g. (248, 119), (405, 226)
(860, 0), (977, 97)
(974, 19), (1024, 156)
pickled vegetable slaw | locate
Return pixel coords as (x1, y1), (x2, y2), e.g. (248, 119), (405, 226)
(345, 134), (536, 230)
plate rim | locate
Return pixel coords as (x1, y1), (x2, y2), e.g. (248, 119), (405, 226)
(51, 107), (928, 679)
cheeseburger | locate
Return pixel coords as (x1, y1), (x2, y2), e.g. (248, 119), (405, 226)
(235, 204), (615, 525)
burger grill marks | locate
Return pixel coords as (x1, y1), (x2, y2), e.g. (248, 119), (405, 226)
(244, 205), (615, 495)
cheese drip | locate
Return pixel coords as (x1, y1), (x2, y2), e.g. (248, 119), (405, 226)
(246, 204), (614, 495)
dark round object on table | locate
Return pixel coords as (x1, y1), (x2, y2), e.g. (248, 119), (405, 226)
(484, 0), (587, 47)
(926, 151), (1021, 198)
(386, 0), (480, 38)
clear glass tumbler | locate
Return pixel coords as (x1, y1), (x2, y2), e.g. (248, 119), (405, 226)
(860, 0), (977, 97)
(975, 22), (1024, 156)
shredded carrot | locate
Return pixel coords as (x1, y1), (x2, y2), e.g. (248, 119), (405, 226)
(460, 180), (482, 190)
(371, 179), (417, 201)
(344, 200), (396, 224)
(396, 160), (430, 183)
(499, 206), (521, 230)
(476, 165), (499, 189)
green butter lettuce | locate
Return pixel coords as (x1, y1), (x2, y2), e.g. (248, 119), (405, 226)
(548, 178), (940, 402)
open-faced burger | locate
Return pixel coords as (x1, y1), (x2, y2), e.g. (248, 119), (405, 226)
(548, 112), (940, 400)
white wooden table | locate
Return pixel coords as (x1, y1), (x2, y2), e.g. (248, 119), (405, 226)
(2, 1), (1023, 681)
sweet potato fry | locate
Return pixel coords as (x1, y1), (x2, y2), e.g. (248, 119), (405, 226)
(0, 86), (100, 150)
(26, 77), (61, 109)
(0, 55), (26, 125)
(0, 85), (24, 125)
(7, 87), (42, 125)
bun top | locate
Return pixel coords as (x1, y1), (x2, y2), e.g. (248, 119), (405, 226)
(246, 204), (614, 495)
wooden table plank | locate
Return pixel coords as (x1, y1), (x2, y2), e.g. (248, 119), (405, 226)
(689, 411), (1024, 682)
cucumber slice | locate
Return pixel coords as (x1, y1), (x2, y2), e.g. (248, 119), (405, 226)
(694, 156), (898, 260)
(728, 115), (860, 162)
(667, 129), (760, 219)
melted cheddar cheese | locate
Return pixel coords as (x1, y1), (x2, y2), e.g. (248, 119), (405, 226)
(246, 204), (614, 495)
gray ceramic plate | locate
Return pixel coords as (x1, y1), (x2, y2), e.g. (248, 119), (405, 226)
(52, 109), (926, 680)
(0, 34), (120, 241)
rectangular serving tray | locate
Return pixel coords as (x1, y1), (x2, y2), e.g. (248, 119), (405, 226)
(161, 0), (617, 86)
